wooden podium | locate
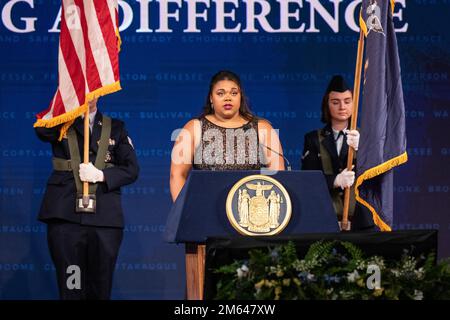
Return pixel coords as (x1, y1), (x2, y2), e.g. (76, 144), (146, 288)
(164, 170), (340, 300)
(185, 243), (206, 300)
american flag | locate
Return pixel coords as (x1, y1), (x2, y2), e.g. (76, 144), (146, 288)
(34, 0), (121, 138)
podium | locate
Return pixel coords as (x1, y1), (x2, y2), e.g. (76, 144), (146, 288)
(164, 170), (339, 299)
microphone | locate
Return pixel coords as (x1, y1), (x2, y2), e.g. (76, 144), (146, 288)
(241, 122), (291, 170)
(259, 142), (292, 171)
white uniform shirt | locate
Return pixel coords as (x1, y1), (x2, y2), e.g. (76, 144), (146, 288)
(332, 127), (347, 156)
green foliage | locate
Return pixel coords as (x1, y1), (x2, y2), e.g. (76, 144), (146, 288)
(213, 241), (450, 300)
(341, 241), (364, 260)
(304, 240), (335, 263)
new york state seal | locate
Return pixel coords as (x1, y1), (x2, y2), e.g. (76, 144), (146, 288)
(226, 175), (292, 236)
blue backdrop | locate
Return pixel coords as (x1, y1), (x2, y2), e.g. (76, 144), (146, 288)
(0, 0), (449, 299)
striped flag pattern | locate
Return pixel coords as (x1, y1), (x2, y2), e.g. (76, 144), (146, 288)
(34, 0), (121, 138)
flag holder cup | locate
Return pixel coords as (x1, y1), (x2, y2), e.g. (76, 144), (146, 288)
(76, 194), (96, 213)
(338, 221), (351, 231)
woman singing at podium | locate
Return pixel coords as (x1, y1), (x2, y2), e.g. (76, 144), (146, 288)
(170, 70), (285, 202)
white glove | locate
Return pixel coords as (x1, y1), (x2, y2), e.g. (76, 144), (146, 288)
(344, 129), (360, 151)
(79, 162), (104, 183)
(333, 168), (355, 190)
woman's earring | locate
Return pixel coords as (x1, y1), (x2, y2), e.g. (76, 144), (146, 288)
(211, 102), (214, 110)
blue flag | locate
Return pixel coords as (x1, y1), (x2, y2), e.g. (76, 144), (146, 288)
(356, 0), (408, 231)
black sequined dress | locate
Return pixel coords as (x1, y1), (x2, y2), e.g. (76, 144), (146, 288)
(193, 116), (263, 170)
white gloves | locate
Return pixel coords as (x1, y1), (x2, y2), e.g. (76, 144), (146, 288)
(344, 129), (360, 151)
(79, 162), (104, 183)
(333, 168), (355, 190)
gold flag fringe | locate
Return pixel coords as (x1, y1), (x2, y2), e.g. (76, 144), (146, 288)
(33, 81), (121, 140)
(355, 152), (408, 231)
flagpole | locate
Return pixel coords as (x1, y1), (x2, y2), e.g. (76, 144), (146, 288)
(342, 29), (365, 230)
(82, 107), (90, 207)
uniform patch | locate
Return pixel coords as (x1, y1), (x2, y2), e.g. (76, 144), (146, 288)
(105, 151), (112, 162)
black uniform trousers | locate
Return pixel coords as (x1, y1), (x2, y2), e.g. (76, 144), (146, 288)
(47, 220), (123, 300)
